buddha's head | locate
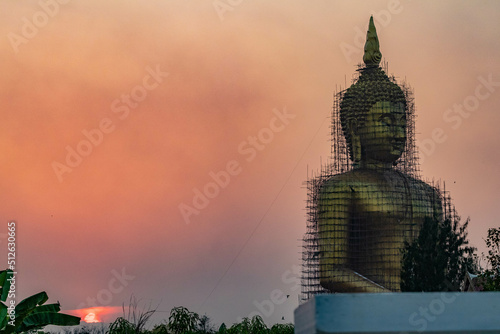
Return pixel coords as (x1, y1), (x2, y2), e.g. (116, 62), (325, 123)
(340, 17), (407, 167)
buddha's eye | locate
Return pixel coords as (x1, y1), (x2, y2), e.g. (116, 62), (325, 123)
(396, 115), (407, 128)
(380, 115), (394, 126)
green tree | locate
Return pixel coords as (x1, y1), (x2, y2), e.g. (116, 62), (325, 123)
(150, 323), (168, 334)
(227, 317), (250, 334)
(217, 323), (227, 334)
(269, 323), (294, 334)
(167, 306), (199, 334)
(196, 314), (215, 334)
(249, 315), (267, 333)
(107, 306), (294, 334)
(479, 227), (500, 291)
(400, 216), (478, 291)
(227, 315), (269, 334)
(107, 317), (135, 334)
(107, 295), (157, 334)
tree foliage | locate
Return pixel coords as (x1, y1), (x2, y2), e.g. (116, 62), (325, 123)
(269, 323), (294, 334)
(400, 216), (478, 292)
(479, 227), (500, 291)
(156, 306), (293, 334)
(197, 314), (216, 334)
(107, 295), (158, 334)
(104, 304), (293, 334)
(107, 317), (136, 334)
(167, 306), (199, 334)
(0, 269), (80, 333)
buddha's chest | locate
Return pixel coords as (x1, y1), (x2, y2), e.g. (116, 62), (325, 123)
(350, 173), (437, 221)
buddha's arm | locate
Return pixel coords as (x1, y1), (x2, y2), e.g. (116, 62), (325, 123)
(318, 183), (389, 293)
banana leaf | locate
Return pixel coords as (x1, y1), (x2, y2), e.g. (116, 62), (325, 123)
(0, 270), (13, 302)
(30, 303), (61, 314)
(0, 302), (7, 329)
(19, 312), (81, 332)
(15, 291), (49, 315)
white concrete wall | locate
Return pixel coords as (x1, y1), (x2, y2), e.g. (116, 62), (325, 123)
(295, 292), (500, 334)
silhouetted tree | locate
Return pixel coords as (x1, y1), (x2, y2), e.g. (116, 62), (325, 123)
(217, 323), (228, 334)
(401, 216), (478, 291)
(227, 315), (269, 334)
(196, 314), (215, 333)
(150, 323), (168, 334)
(109, 306), (294, 334)
(228, 317), (251, 334)
(167, 306), (199, 334)
(269, 323), (294, 334)
(480, 227), (500, 291)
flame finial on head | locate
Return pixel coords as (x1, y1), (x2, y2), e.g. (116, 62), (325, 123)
(363, 16), (382, 67)
(340, 16), (406, 163)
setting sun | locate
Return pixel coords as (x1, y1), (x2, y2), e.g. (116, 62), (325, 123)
(84, 312), (99, 323)
(67, 306), (122, 324)
(70, 306), (123, 324)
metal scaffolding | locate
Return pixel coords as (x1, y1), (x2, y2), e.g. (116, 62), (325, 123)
(301, 62), (456, 301)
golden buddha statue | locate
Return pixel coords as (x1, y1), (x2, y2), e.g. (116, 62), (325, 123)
(317, 17), (443, 293)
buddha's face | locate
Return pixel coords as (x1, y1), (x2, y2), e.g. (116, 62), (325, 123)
(357, 101), (406, 163)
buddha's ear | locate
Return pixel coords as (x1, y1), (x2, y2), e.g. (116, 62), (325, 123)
(347, 119), (361, 165)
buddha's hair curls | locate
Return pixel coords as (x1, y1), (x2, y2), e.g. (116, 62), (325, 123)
(340, 66), (407, 161)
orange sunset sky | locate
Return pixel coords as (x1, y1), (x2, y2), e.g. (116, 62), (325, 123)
(0, 0), (500, 327)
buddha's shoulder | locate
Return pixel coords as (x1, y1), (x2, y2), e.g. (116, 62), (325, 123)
(387, 172), (442, 200)
(405, 176), (442, 197)
(319, 170), (440, 196)
(318, 170), (371, 193)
